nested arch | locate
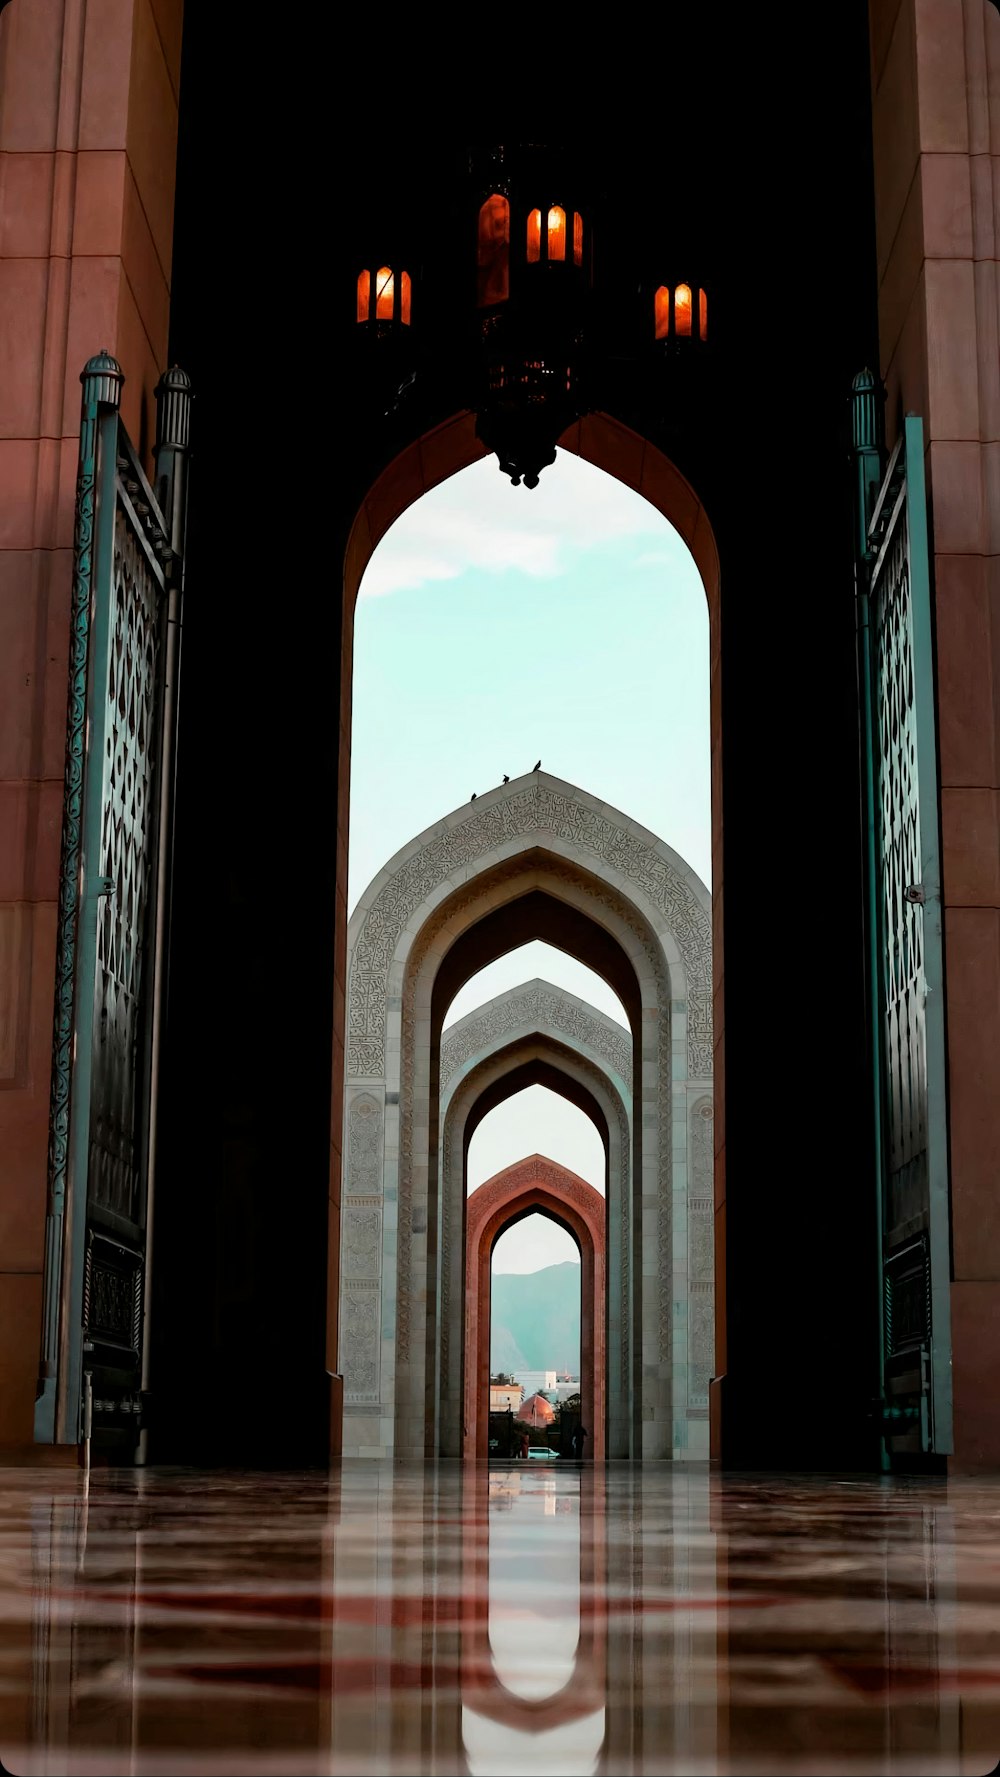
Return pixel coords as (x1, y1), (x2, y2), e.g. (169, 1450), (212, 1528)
(340, 776), (712, 1463)
(343, 822), (669, 1458)
(438, 1005), (631, 1459)
(440, 977), (632, 1105)
(467, 1158), (606, 1464)
(329, 410), (722, 1464)
(397, 857), (663, 1447)
(350, 780), (709, 1080)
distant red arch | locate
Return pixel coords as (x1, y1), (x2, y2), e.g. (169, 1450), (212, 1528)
(465, 1155), (606, 1461)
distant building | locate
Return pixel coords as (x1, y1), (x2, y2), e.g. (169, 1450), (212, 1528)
(516, 1392), (556, 1428)
(541, 1374), (581, 1407)
(488, 1375), (524, 1414)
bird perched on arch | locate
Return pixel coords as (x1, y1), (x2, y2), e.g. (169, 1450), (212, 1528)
(532, 759), (541, 772)
(470, 792), (477, 801)
(503, 774), (510, 784)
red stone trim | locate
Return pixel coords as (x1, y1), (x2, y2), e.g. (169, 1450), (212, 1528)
(464, 1155), (606, 1462)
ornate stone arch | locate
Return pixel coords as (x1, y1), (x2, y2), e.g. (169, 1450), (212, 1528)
(340, 772), (712, 1461)
(440, 977), (632, 1103)
(442, 1028), (630, 1458)
(348, 772), (710, 1080)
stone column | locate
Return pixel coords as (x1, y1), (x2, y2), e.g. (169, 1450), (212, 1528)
(0, 0), (180, 1448)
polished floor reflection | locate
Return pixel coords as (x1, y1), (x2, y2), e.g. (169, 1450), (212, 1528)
(1, 1462), (999, 1774)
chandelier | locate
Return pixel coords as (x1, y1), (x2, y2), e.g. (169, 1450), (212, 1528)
(349, 147), (710, 487)
(470, 144), (591, 489)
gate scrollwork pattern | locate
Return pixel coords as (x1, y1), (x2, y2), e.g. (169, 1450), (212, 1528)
(88, 515), (163, 1226)
(875, 529), (928, 1231)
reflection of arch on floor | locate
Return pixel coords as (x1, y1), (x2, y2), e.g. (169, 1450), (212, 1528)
(461, 1707), (607, 1777)
(461, 1684), (607, 1738)
(440, 982), (631, 1456)
(340, 772), (713, 1460)
(467, 1156), (606, 1461)
(458, 1466), (608, 1741)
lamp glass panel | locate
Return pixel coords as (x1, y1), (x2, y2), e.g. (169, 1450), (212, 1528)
(573, 211), (583, 266)
(375, 266), (395, 321)
(675, 283), (693, 336)
(654, 285), (670, 341)
(547, 206), (566, 261)
(477, 193), (510, 306)
(699, 287), (708, 340)
(356, 269), (371, 323)
(401, 270), (411, 326)
(527, 208), (542, 263)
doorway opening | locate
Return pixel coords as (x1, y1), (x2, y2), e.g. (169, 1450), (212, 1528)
(342, 437), (713, 1462)
(490, 1210), (581, 1461)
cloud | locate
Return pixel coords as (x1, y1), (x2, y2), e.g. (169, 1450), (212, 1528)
(632, 548), (678, 568)
(359, 448), (675, 598)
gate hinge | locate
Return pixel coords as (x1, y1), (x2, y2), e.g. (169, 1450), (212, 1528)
(904, 883), (925, 904)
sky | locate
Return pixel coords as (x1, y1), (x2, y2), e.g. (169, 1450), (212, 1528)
(350, 447), (710, 1272)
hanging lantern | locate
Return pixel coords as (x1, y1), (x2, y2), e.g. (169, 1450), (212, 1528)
(351, 249), (419, 420)
(471, 143), (592, 489)
(356, 264), (412, 328)
(652, 281), (708, 343)
(476, 194), (510, 307)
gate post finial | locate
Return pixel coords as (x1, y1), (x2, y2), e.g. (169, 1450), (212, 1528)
(81, 350), (124, 409)
(154, 366), (192, 557)
(850, 367), (885, 562)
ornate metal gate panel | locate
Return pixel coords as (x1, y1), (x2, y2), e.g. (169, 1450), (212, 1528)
(853, 389), (953, 1464)
(35, 353), (189, 1458)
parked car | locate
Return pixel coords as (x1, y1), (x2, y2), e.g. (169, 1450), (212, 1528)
(527, 1446), (560, 1461)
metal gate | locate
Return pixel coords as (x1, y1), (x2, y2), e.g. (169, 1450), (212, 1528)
(34, 352), (190, 1459)
(852, 377), (953, 1465)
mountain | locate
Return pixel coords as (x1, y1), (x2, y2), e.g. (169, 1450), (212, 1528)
(490, 1260), (581, 1373)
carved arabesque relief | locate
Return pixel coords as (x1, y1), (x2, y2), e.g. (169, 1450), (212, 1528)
(346, 1092), (383, 1194)
(688, 1096), (715, 1402)
(347, 779), (711, 1079)
(440, 982), (632, 1096)
(342, 1092), (385, 1405)
(471, 1156), (602, 1222)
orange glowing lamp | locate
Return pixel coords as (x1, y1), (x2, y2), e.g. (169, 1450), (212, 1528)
(547, 206), (566, 261)
(355, 265), (411, 326)
(652, 283), (708, 342)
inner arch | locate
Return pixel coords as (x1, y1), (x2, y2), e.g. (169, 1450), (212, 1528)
(431, 884), (643, 1055)
(471, 1087), (604, 1201)
(465, 1059), (611, 1188)
(440, 1034), (629, 1458)
(466, 1160), (606, 1461)
(444, 942), (630, 1032)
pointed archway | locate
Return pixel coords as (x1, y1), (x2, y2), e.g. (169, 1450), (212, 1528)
(438, 984), (631, 1457)
(340, 773), (712, 1460)
(466, 1155), (606, 1461)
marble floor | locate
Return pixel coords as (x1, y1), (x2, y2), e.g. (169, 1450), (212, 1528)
(0, 1462), (998, 1775)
